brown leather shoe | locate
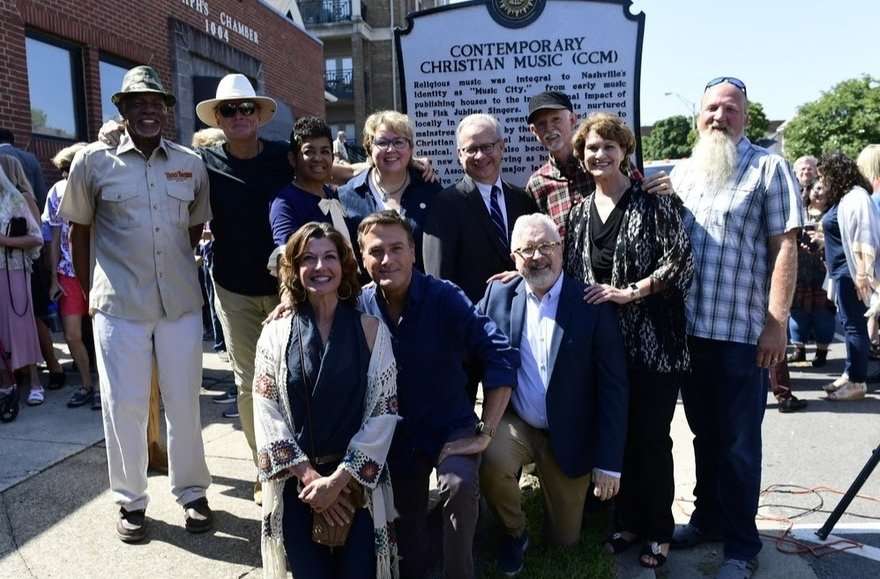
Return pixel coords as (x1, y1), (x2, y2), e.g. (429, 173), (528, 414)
(183, 497), (213, 533)
(116, 508), (146, 543)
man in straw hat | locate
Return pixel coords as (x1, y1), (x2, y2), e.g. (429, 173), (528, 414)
(60, 65), (213, 543)
(194, 74), (289, 505)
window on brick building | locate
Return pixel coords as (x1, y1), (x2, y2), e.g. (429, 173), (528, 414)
(25, 34), (84, 140)
(100, 58), (137, 123)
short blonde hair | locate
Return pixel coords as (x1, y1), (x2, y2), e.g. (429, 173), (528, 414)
(857, 145), (880, 185)
(572, 113), (635, 174)
(191, 128), (226, 149)
(362, 110), (414, 159)
(51, 142), (87, 172)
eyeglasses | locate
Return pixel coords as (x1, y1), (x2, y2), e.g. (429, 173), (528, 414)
(512, 241), (561, 259)
(704, 77), (747, 98)
(373, 137), (410, 151)
(217, 101), (257, 118)
(460, 141), (501, 157)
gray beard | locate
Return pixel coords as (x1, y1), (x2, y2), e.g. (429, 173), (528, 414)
(522, 267), (558, 293)
(686, 130), (737, 191)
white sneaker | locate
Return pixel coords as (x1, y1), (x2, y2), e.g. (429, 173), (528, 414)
(824, 373), (849, 392)
(827, 381), (866, 401)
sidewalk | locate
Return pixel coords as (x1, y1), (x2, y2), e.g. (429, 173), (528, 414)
(1, 339), (878, 578)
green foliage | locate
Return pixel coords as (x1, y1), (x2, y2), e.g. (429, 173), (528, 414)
(31, 108), (47, 130)
(479, 477), (614, 579)
(783, 76), (880, 160)
(746, 102), (770, 143)
(642, 115), (692, 161)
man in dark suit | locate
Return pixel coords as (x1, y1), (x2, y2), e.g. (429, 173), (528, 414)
(423, 113), (538, 304)
(477, 213), (629, 576)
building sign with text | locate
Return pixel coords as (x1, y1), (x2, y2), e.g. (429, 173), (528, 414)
(395, 0), (644, 186)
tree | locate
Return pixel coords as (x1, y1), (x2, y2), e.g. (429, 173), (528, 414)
(746, 102), (769, 143)
(31, 107), (47, 130)
(642, 114), (692, 161)
(783, 76), (880, 160)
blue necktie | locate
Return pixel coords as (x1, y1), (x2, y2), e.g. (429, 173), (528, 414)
(489, 186), (508, 249)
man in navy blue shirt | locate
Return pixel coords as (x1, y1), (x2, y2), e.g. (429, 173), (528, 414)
(357, 210), (517, 579)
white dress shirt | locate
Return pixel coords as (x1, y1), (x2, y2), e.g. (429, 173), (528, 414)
(474, 177), (508, 232)
(513, 272), (564, 429)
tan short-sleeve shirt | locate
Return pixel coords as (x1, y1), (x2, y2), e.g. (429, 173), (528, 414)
(59, 133), (211, 321)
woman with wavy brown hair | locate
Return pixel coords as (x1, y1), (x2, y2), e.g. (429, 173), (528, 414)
(253, 221), (399, 578)
(818, 152), (876, 401)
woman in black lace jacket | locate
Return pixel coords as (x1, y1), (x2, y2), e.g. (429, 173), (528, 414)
(563, 113), (693, 570)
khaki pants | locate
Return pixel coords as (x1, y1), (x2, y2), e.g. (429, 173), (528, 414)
(480, 410), (590, 546)
(212, 280), (279, 465)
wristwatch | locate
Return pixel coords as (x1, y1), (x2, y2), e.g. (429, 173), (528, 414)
(628, 283), (641, 302)
(476, 421), (496, 438)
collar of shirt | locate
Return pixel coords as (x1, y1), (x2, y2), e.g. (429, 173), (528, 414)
(116, 130), (169, 158)
(525, 271), (564, 313)
(374, 269), (427, 329)
(548, 154), (582, 181)
(0, 143), (11, 149)
(475, 176), (504, 204)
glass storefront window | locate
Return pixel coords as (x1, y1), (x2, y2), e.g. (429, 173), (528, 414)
(100, 59), (133, 123)
(25, 35), (81, 139)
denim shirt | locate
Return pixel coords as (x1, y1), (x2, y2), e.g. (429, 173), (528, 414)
(359, 271), (518, 461)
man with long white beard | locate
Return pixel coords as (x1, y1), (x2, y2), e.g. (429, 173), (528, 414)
(669, 78), (802, 579)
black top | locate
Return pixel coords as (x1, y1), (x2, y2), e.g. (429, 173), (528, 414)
(589, 190), (630, 285)
(285, 302), (369, 468)
(201, 140), (293, 296)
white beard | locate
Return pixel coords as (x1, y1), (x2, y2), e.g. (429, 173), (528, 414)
(685, 130), (738, 191)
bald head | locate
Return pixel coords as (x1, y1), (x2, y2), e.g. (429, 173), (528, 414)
(698, 82), (748, 142)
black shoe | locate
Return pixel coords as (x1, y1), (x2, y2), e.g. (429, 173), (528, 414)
(812, 350), (828, 367)
(116, 508), (146, 543)
(671, 523), (720, 550)
(67, 387), (95, 408)
(497, 531), (529, 576)
(222, 407), (239, 418)
(47, 371), (66, 390)
(183, 497), (213, 533)
(786, 348), (806, 363)
(778, 396), (808, 413)
(91, 392), (102, 411)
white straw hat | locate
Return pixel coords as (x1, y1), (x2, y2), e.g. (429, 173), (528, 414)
(195, 74), (277, 128)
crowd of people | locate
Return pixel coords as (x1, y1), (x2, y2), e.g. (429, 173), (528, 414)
(1, 64), (879, 579)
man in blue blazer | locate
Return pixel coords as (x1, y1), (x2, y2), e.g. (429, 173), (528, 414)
(477, 213), (630, 576)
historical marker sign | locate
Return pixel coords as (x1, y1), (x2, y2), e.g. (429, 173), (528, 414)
(395, 0), (644, 186)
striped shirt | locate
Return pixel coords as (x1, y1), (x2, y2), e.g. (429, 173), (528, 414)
(671, 137), (802, 345)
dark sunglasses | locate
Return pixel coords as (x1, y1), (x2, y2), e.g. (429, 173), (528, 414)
(217, 101), (257, 118)
(704, 76), (747, 97)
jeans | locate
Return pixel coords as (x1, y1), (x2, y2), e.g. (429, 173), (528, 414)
(788, 307), (835, 345)
(281, 478), (376, 579)
(681, 337), (767, 561)
(835, 276), (868, 382)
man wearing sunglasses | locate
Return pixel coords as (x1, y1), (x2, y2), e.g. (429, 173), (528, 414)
(669, 77), (801, 579)
(477, 213), (629, 575)
(194, 74), (289, 506)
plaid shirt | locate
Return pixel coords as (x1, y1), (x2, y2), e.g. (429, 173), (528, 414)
(671, 138), (802, 345)
(525, 154), (594, 238)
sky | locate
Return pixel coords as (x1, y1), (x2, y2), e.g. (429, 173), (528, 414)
(448, 0), (879, 125)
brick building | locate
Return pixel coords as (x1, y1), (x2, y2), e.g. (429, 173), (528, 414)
(0, 0), (325, 178)
(299, 0), (448, 147)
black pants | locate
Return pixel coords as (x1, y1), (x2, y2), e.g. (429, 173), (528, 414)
(614, 368), (680, 543)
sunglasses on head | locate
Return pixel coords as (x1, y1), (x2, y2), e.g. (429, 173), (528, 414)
(217, 101), (257, 118)
(704, 76), (747, 97)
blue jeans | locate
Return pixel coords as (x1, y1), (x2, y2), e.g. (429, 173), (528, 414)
(788, 307), (835, 346)
(282, 478), (376, 579)
(835, 276), (868, 382)
(682, 337), (767, 561)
